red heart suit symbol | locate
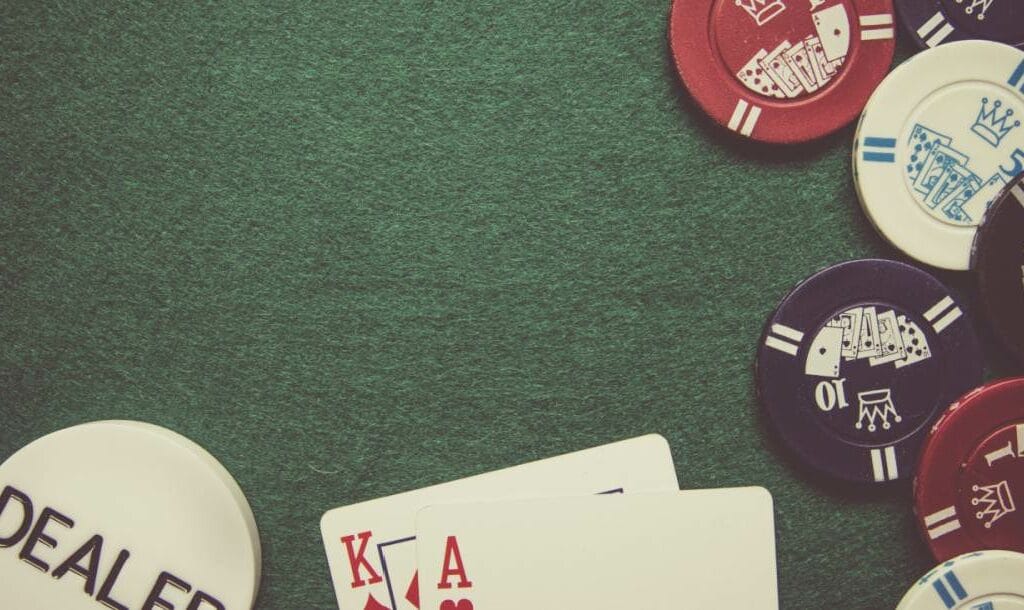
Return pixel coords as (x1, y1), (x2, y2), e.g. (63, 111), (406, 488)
(440, 600), (474, 610)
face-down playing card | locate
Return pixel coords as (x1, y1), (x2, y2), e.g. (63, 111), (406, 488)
(320, 435), (679, 610)
(416, 487), (779, 610)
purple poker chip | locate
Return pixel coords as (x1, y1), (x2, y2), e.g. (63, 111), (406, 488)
(897, 0), (1023, 50)
(755, 259), (983, 483)
(973, 172), (1024, 364)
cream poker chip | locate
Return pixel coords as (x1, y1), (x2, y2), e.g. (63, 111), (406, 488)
(896, 550), (1024, 609)
(0, 420), (261, 610)
(853, 40), (1024, 270)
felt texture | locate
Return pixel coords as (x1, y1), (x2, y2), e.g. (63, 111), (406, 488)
(0, 2), (1013, 608)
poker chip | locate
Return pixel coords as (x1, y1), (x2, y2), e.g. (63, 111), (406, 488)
(755, 259), (982, 483)
(895, 550), (1024, 609)
(853, 40), (1024, 271)
(897, 0), (1023, 50)
(973, 172), (1024, 364)
(914, 377), (1024, 561)
(0, 420), (261, 610)
(669, 0), (895, 144)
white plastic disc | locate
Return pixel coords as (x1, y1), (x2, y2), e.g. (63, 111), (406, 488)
(853, 40), (1024, 270)
(0, 420), (261, 610)
(896, 550), (1024, 609)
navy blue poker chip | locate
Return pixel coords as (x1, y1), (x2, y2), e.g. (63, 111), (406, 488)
(897, 0), (1023, 49)
(755, 259), (983, 484)
(973, 173), (1024, 364)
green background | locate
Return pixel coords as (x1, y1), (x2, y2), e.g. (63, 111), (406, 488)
(1, 3), (1014, 609)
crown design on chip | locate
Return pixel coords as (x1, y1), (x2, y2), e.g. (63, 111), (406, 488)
(971, 480), (1016, 528)
(734, 0), (786, 26)
(972, 97), (1020, 147)
(954, 0), (994, 20)
(854, 389), (902, 432)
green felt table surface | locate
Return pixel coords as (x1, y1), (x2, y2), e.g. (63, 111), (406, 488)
(1, 3), (1016, 609)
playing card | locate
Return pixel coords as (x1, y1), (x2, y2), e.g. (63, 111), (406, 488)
(857, 306), (883, 360)
(805, 324), (843, 377)
(812, 4), (850, 62)
(928, 163), (982, 221)
(831, 307), (863, 361)
(961, 173), (1008, 223)
(807, 35), (841, 85)
(869, 308), (907, 367)
(906, 124), (952, 183)
(320, 435), (679, 610)
(760, 41), (802, 98)
(416, 487), (779, 610)
(783, 39), (819, 93)
(895, 314), (933, 369)
(736, 49), (785, 98)
(914, 143), (969, 200)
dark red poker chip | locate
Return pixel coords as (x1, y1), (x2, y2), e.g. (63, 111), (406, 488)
(914, 377), (1024, 561)
(669, 0), (896, 143)
(973, 173), (1024, 365)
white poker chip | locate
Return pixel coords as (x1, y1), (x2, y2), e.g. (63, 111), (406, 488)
(0, 420), (261, 610)
(853, 40), (1024, 270)
(896, 550), (1024, 609)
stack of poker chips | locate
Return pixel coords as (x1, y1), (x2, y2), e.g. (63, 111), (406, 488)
(671, 0), (1023, 603)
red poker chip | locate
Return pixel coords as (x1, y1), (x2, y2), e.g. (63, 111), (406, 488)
(669, 0), (896, 143)
(914, 378), (1024, 561)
